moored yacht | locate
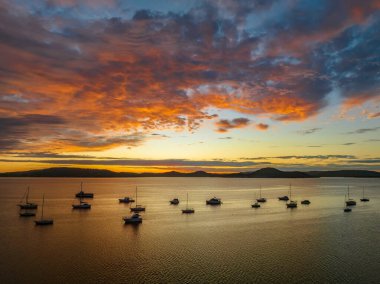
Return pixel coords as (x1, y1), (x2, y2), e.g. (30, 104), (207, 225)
(123, 212), (142, 224)
(360, 187), (370, 202)
(35, 194), (53, 226)
(345, 185), (356, 206)
(182, 193), (194, 214)
(72, 198), (91, 209)
(206, 197), (222, 205)
(75, 182), (94, 198)
(286, 185), (297, 208)
(251, 202), (261, 208)
(119, 197), (135, 203)
(301, 200), (311, 205)
(19, 210), (36, 217)
(256, 186), (267, 203)
(170, 198), (180, 205)
(279, 184), (290, 201)
(18, 186), (38, 209)
(287, 200), (298, 208)
(130, 187), (146, 212)
(278, 196), (289, 201)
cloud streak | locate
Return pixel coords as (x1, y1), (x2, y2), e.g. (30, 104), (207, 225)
(346, 127), (380, 134)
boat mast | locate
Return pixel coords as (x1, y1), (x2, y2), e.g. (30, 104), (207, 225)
(347, 185), (350, 199)
(186, 192), (189, 209)
(26, 186), (30, 204)
(41, 193), (45, 219)
(135, 186), (138, 204)
(260, 185), (262, 198)
(81, 182), (83, 192)
(289, 184), (292, 200)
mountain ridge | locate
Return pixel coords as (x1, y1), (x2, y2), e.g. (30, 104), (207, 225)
(0, 167), (379, 178)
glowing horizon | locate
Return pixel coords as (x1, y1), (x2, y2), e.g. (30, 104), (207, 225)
(0, 0), (379, 173)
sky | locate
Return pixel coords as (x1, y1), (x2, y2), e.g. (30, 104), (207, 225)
(0, 0), (380, 173)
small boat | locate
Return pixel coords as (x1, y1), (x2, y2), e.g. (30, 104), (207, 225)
(18, 186), (38, 209)
(206, 197), (222, 205)
(119, 197), (135, 203)
(301, 200), (311, 205)
(360, 187), (370, 202)
(170, 198), (180, 205)
(75, 182), (94, 198)
(19, 211), (36, 217)
(286, 185), (297, 208)
(279, 184), (290, 201)
(182, 193), (195, 214)
(123, 212), (142, 224)
(345, 185), (356, 206)
(251, 202), (261, 208)
(287, 200), (298, 208)
(35, 194), (53, 225)
(278, 196), (289, 201)
(256, 186), (267, 203)
(130, 186), (146, 212)
(72, 198), (91, 209)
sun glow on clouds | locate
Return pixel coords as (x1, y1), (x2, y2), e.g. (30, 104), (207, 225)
(0, 0), (380, 172)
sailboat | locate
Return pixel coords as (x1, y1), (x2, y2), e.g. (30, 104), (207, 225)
(182, 193), (195, 214)
(278, 184), (290, 201)
(35, 194), (53, 225)
(256, 186), (267, 202)
(206, 197), (222, 205)
(345, 185), (356, 206)
(119, 195), (135, 203)
(286, 184), (297, 208)
(130, 186), (145, 212)
(72, 197), (91, 209)
(360, 187), (370, 202)
(123, 212), (142, 224)
(75, 182), (94, 198)
(344, 194), (352, 212)
(18, 186), (38, 209)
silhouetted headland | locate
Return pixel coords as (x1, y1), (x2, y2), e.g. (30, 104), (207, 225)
(0, 167), (379, 178)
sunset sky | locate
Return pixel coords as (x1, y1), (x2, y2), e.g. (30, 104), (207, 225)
(0, 0), (380, 173)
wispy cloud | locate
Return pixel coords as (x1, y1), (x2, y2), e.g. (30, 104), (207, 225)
(241, 155), (356, 160)
(367, 111), (380, 119)
(0, 158), (261, 168)
(297, 128), (321, 135)
(346, 127), (380, 134)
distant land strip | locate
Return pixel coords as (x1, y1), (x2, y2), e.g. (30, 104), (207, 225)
(0, 167), (379, 178)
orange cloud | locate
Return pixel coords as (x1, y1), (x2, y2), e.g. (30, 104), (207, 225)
(256, 123), (269, 130)
(215, 118), (250, 133)
(0, 1), (379, 153)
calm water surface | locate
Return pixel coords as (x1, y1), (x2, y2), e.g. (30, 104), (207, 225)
(0, 177), (379, 283)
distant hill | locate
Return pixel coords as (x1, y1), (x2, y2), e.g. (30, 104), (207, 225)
(242, 167), (311, 178)
(0, 167), (124, 177)
(0, 166), (379, 178)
